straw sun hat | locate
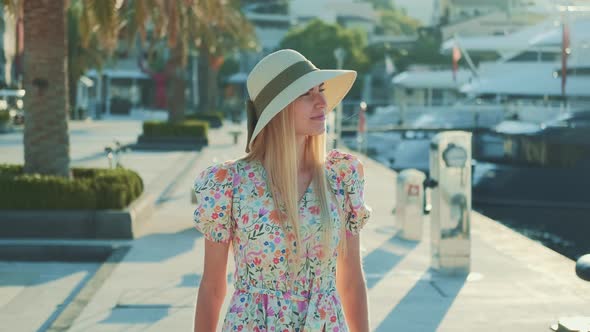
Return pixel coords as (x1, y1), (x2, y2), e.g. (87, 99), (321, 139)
(245, 49), (357, 153)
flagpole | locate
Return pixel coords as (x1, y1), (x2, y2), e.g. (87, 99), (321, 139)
(357, 101), (367, 154)
(561, 5), (570, 111)
(333, 48), (346, 149)
(453, 34), (479, 78)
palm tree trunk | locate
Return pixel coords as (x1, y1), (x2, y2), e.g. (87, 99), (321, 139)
(167, 43), (185, 123)
(23, 0), (71, 178)
(68, 71), (78, 119)
(208, 66), (218, 111)
(197, 43), (210, 113)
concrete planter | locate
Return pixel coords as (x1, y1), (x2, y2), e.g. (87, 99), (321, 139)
(0, 122), (12, 133)
(0, 192), (156, 239)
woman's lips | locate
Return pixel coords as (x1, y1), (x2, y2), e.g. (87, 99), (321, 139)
(311, 115), (325, 120)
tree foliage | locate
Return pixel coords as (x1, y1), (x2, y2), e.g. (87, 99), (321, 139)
(68, 1), (110, 111)
(280, 19), (369, 73)
(395, 29), (448, 70)
(365, 27), (449, 73)
(363, 0), (420, 36)
(378, 10), (421, 36)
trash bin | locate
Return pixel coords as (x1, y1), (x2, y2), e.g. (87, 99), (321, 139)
(395, 169), (426, 241)
(429, 131), (472, 274)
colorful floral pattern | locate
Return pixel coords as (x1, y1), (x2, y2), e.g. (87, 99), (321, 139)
(193, 150), (371, 331)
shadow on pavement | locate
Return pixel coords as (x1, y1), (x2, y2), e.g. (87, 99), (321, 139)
(100, 305), (171, 325)
(364, 231), (419, 289)
(123, 228), (202, 263)
(376, 269), (467, 332)
(178, 273), (233, 288)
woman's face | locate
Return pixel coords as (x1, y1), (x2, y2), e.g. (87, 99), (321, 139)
(293, 83), (327, 136)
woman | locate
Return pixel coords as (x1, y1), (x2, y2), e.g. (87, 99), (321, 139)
(193, 49), (371, 332)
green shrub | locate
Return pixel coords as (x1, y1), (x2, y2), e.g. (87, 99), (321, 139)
(0, 110), (10, 124)
(0, 165), (144, 210)
(94, 181), (128, 209)
(0, 173), (96, 209)
(0, 164), (22, 175)
(92, 168), (144, 208)
(143, 120), (208, 139)
(72, 167), (100, 178)
(185, 111), (224, 128)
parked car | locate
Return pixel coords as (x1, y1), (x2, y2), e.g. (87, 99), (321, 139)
(0, 89), (25, 125)
(8, 109), (24, 125)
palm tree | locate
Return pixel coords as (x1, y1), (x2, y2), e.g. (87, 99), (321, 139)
(21, 0), (71, 177)
(194, 0), (256, 114)
(4, 0), (254, 176)
(3, 0), (118, 177)
(123, 0), (256, 120)
(67, 0), (113, 115)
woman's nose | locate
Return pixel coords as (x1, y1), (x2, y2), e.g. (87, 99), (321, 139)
(315, 92), (327, 108)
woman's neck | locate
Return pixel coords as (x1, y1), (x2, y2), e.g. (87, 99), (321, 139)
(295, 135), (308, 173)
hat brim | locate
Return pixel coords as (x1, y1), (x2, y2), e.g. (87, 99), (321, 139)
(248, 69), (357, 149)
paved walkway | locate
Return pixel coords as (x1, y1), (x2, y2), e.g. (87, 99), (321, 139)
(1, 119), (589, 331)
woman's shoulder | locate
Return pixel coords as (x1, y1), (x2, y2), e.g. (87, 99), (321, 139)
(325, 149), (365, 183)
(194, 159), (238, 187)
(326, 149), (362, 170)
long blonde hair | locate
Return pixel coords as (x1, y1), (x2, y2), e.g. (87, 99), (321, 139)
(244, 104), (346, 275)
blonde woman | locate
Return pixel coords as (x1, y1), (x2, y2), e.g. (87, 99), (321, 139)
(193, 49), (371, 332)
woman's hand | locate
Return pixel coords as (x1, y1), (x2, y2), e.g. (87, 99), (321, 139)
(336, 234), (370, 332)
(193, 239), (231, 332)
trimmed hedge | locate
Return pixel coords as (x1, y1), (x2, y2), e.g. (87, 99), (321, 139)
(0, 165), (144, 210)
(185, 111), (223, 128)
(143, 120), (208, 139)
(0, 110), (9, 124)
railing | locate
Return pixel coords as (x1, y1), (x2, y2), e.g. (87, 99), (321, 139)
(341, 105), (505, 131)
(104, 141), (128, 169)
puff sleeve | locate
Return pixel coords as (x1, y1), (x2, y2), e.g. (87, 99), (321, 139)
(327, 150), (372, 236)
(193, 161), (236, 243)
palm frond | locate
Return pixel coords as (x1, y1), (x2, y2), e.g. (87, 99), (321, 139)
(1, 0), (21, 18)
(83, 0), (119, 50)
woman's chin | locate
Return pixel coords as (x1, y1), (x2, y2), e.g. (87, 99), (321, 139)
(297, 124), (326, 137)
(309, 127), (326, 136)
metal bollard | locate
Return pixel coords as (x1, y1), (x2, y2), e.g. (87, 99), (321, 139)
(576, 254), (590, 281)
(395, 169), (426, 241)
(550, 254), (590, 331)
(104, 140), (127, 169)
(229, 130), (242, 145)
(429, 131), (472, 274)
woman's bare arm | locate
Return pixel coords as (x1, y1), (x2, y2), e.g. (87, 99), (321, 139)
(193, 239), (231, 332)
(336, 234), (370, 332)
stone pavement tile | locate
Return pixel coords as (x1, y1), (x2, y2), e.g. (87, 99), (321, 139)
(8, 120), (590, 331)
(370, 211), (590, 331)
(337, 150), (590, 331)
(67, 122), (246, 332)
(0, 262), (98, 332)
(0, 120), (245, 332)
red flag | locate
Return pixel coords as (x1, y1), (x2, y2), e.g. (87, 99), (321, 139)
(452, 44), (462, 81)
(561, 22), (570, 96)
(210, 56), (225, 71)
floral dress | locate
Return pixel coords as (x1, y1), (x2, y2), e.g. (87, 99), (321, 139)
(193, 150), (371, 332)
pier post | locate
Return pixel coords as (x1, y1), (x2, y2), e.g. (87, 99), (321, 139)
(429, 131), (472, 274)
(396, 169), (426, 241)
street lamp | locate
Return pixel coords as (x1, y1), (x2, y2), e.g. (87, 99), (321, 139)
(333, 48), (346, 149)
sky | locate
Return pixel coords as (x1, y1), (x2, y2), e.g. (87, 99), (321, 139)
(392, 0), (436, 25)
(391, 0), (564, 27)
